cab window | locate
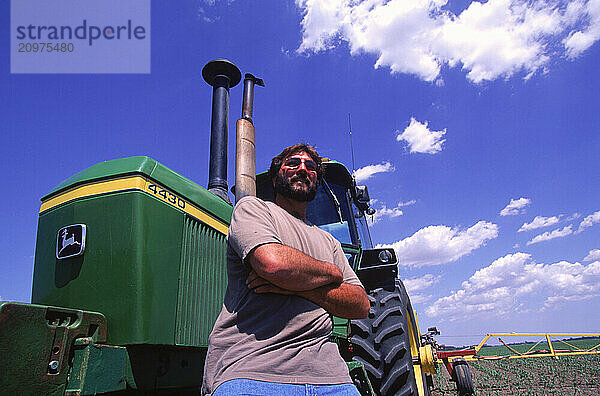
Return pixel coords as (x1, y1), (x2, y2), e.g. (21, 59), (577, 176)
(307, 182), (357, 246)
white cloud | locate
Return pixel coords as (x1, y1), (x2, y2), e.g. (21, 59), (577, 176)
(403, 274), (441, 293)
(296, 0), (347, 53)
(353, 161), (395, 182)
(197, 7), (219, 22)
(518, 215), (561, 232)
(295, 0), (597, 83)
(378, 221), (498, 267)
(563, 0), (600, 58)
(396, 118), (446, 154)
(409, 293), (434, 304)
(367, 199), (416, 224)
(578, 210), (600, 233)
(500, 197), (531, 216)
(527, 225), (573, 245)
(368, 202), (404, 224)
(585, 249), (600, 261)
(198, 0), (235, 22)
(426, 253), (600, 319)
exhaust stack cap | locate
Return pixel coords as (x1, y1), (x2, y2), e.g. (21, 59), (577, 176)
(202, 59), (241, 87)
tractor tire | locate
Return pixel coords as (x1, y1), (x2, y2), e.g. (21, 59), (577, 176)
(349, 279), (420, 396)
(451, 358), (474, 396)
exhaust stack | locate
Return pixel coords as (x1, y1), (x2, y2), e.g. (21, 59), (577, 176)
(235, 74), (264, 203)
(202, 59), (241, 203)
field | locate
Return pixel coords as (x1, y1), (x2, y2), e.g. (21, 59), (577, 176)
(430, 338), (600, 395)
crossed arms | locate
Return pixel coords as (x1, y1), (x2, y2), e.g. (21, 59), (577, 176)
(246, 243), (370, 319)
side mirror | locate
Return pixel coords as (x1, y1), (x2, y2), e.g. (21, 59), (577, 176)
(354, 185), (375, 215)
(356, 185), (370, 203)
(427, 327), (440, 335)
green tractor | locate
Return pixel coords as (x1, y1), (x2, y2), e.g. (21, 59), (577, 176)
(0, 60), (437, 396)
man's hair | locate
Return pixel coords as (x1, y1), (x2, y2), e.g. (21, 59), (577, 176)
(268, 143), (324, 183)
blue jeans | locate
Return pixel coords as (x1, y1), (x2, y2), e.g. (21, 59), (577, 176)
(213, 379), (361, 396)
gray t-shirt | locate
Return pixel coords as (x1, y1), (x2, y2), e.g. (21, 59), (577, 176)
(201, 196), (363, 395)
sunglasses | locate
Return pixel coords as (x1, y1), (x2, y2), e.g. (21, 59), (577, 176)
(283, 157), (318, 172)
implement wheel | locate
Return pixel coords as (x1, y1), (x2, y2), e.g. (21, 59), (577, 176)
(451, 358), (474, 396)
(349, 279), (421, 396)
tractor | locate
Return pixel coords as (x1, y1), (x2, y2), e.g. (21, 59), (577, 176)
(0, 59), (441, 396)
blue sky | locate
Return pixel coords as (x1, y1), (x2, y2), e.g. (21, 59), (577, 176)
(2, 0), (599, 346)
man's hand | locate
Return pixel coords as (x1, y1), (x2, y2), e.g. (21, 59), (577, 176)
(246, 270), (370, 319)
(248, 243), (343, 291)
(246, 270), (295, 295)
(298, 283), (370, 319)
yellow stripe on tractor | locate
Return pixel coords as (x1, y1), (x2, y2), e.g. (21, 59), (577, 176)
(40, 175), (229, 235)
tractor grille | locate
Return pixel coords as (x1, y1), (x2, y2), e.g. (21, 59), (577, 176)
(175, 216), (228, 346)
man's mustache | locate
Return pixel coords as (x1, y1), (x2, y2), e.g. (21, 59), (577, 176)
(290, 175), (310, 184)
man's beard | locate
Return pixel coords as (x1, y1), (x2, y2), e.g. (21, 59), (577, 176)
(274, 172), (318, 202)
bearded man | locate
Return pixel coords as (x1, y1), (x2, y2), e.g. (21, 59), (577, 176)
(202, 143), (369, 396)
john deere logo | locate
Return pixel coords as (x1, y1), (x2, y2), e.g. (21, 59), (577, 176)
(56, 224), (86, 259)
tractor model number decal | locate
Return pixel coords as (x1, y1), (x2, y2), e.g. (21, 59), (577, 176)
(147, 184), (186, 209)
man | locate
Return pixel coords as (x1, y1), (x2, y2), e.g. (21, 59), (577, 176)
(202, 144), (370, 396)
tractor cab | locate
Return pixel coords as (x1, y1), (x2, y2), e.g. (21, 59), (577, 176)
(306, 160), (373, 252)
(256, 160), (370, 249)
(256, 159), (397, 291)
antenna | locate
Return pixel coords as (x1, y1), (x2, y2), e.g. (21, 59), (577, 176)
(348, 113), (356, 174)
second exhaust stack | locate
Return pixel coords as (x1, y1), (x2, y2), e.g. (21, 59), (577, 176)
(235, 73), (264, 203)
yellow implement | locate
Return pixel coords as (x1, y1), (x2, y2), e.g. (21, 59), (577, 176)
(438, 333), (600, 363)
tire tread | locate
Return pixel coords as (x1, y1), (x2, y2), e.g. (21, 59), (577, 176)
(349, 280), (419, 396)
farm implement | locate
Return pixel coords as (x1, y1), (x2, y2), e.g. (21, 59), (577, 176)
(432, 332), (600, 395)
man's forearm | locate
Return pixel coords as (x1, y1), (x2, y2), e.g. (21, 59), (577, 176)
(248, 243), (343, 291)
(297, 283), (370, 319)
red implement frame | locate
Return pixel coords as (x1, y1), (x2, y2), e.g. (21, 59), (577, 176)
(437, 349), (476, 378)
